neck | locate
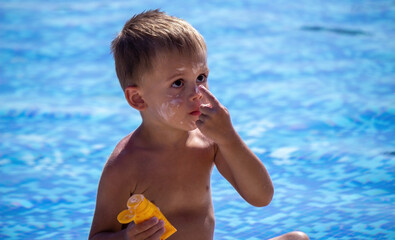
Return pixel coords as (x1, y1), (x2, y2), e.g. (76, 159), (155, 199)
(135, 121), (191, 149)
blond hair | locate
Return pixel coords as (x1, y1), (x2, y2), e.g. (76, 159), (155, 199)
(111, 10), (207, 90)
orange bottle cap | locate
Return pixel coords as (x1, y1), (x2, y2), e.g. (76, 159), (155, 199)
(127, 194), (147, 210)
(117, 209), (135, 224)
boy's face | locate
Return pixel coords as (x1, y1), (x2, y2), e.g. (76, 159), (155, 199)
(139, 50), (209, 131)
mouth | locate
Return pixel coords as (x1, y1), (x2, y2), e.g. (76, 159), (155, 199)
(189, 110), (201, 116)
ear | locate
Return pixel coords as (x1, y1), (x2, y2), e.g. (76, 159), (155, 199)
(124, 86), (146, 111)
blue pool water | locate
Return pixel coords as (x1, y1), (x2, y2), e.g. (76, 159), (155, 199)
(1, 0), (394, 239)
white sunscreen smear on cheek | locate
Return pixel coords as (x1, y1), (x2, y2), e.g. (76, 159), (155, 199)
(158, 102), (175, 121)
(157, 95), (184, 121)
(166, 94), (183, 107)
(170, 98), (183, 106)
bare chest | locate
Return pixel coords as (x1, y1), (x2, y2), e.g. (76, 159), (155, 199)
(130, 145), (215, 212)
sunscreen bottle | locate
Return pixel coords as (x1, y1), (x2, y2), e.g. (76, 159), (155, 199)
(117, 194), (177, 240)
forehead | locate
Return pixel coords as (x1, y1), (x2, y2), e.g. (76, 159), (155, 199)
(154, 50), (208, 72)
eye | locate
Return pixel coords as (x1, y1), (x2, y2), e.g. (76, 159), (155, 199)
(171, 79), (184, 88)
(196, 74), (206, 83)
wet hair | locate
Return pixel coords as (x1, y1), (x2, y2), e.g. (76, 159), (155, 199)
(111, 9), (207, 90)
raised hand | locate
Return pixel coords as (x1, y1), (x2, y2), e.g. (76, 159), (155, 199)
(196, 85), (237, 145)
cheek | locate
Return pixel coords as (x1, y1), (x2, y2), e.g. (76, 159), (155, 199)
(157, 102), (175, 121)
(169, 97), (183, 106)
(167, 93), (184, 107)
(157, 96), (184, 120)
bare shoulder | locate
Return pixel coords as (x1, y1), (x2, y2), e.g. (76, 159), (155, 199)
(102, 132), (141, 185)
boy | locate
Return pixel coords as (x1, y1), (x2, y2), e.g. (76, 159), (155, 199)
(89, 10), (308, 240)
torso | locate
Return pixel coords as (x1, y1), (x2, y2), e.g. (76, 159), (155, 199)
(113, 129), (216, 240)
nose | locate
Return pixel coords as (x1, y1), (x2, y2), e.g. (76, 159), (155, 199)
(190, 85), (203, 101)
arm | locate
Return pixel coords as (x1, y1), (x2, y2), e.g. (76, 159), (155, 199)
(89, 157), (131, 240)
(89, 155), (165, 240)
(196, 86), (274, 207)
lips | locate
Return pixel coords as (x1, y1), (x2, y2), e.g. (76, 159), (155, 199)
(190, 110), (201, 116)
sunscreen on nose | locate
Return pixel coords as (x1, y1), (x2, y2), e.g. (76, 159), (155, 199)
(117, 194), (177, 240)
(195, 85), (204, 100)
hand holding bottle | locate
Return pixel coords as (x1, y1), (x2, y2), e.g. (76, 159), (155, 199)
(123, 217), (165, 240)
(118, 194), (177, 240)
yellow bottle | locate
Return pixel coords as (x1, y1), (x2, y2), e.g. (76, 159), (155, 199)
(117, 194), (177, 240)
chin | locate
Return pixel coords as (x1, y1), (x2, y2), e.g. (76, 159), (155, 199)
(189, 125), (198, 131)
(179, 121), (198, 131)
(185, 125), (198, 132)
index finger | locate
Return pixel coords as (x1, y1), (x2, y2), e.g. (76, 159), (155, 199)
(199, 85), (219, 107)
